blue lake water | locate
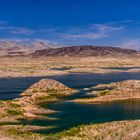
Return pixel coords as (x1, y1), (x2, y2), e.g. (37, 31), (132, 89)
(0, 72), (140, 134)
(1, 72), (140, 99)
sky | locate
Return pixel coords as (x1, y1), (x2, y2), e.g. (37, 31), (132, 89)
(0, 0), (140, 49)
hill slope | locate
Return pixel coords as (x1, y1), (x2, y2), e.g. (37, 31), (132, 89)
(0, 41), (54, 56)
(31, 46), (138, 57)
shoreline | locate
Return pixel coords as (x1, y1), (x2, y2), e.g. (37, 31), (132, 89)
(73, 97), (140, 104)
(1, 66), (140, 78)
(73, 80), (140, 103)
(0, 78), (139, 139)
(0, 56), (140, 78)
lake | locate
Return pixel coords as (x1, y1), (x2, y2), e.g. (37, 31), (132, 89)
(0, 72), (140, 134)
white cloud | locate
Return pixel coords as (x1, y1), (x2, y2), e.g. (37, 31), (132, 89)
(0, 22), (34, 35)
(10, 28), (34, 35)
(64, 33), (109, 40)
(91, 24), (124, 33)
(0, 20), (132, 45)
(62, 24), (124, 41)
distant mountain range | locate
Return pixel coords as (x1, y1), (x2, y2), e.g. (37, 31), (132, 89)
(31, 45), (139, 57)
(0, 41), (139, 57)
(0, 41), (54, 56)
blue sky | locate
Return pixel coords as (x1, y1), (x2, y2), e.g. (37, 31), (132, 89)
(0, 0), (140, 49)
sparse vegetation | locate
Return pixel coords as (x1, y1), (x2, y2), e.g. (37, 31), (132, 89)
(0, 57), (139, 139)
(0, 57), (140, 77)
(6, 109), (24, 116)
(99, 89), (111, 96)
(45, 120), (140, 140)
(74, 80), (140, 103)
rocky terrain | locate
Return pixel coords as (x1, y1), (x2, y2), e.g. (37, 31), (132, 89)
(0, 49), (139, 139)
(0, 42), (139, 58)
(75, 80), (140, 103)
(0, 78), (75, 122)
(0, 78), (76, 139)
(17, 79), (76, 117)
(49, 120), (140, 140)
(21, 79), (75, 97)
(0, 78), (139, 139)
(31, 45), (139, 57)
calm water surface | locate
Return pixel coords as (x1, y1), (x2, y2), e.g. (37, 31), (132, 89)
(0, 72), (140, 134)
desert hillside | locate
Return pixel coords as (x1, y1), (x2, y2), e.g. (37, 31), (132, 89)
(31, 45), (139, 57)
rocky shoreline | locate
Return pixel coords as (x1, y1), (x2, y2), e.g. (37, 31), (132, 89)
(2, 67), (140, 78)
(74, 80), (140, 103)
(51, 120), (140, 140)
(16, 79), (76, 118)
(0, 78), (139, 139)
(0, 78), (76, 139)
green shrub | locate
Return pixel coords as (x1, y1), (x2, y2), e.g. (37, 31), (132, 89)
(6, 109), (24, 116)
(99, 89), (111, 96)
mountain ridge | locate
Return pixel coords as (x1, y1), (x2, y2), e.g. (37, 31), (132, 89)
(0, 41), (138, 57)
(31, 45), (139, 57)
(0, 41), (55, 56)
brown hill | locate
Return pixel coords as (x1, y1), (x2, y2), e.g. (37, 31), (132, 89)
(31, 45), (139, 57)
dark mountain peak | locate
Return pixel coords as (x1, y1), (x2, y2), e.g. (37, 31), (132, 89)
(31, 45), (138, 57)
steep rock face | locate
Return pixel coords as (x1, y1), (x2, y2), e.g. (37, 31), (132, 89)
(31, 46), (138, 57)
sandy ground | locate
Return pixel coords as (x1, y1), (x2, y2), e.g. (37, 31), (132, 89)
(0, 56), (140, 77)
(0, 56), (139, 139)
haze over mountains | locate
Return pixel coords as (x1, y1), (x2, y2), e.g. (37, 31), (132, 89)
(0, 41), (53, 56)
(0, 41), (139, 57)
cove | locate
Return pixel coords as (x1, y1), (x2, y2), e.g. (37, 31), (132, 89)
(0, 72), (139, 134)
(1, 72), (140, 99)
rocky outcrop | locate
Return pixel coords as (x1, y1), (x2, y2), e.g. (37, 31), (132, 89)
(17, 79), (76, 117)
(21, 79), (75, 97)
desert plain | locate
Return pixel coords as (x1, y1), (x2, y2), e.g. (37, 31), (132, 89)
(0, 55), (139, 140)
